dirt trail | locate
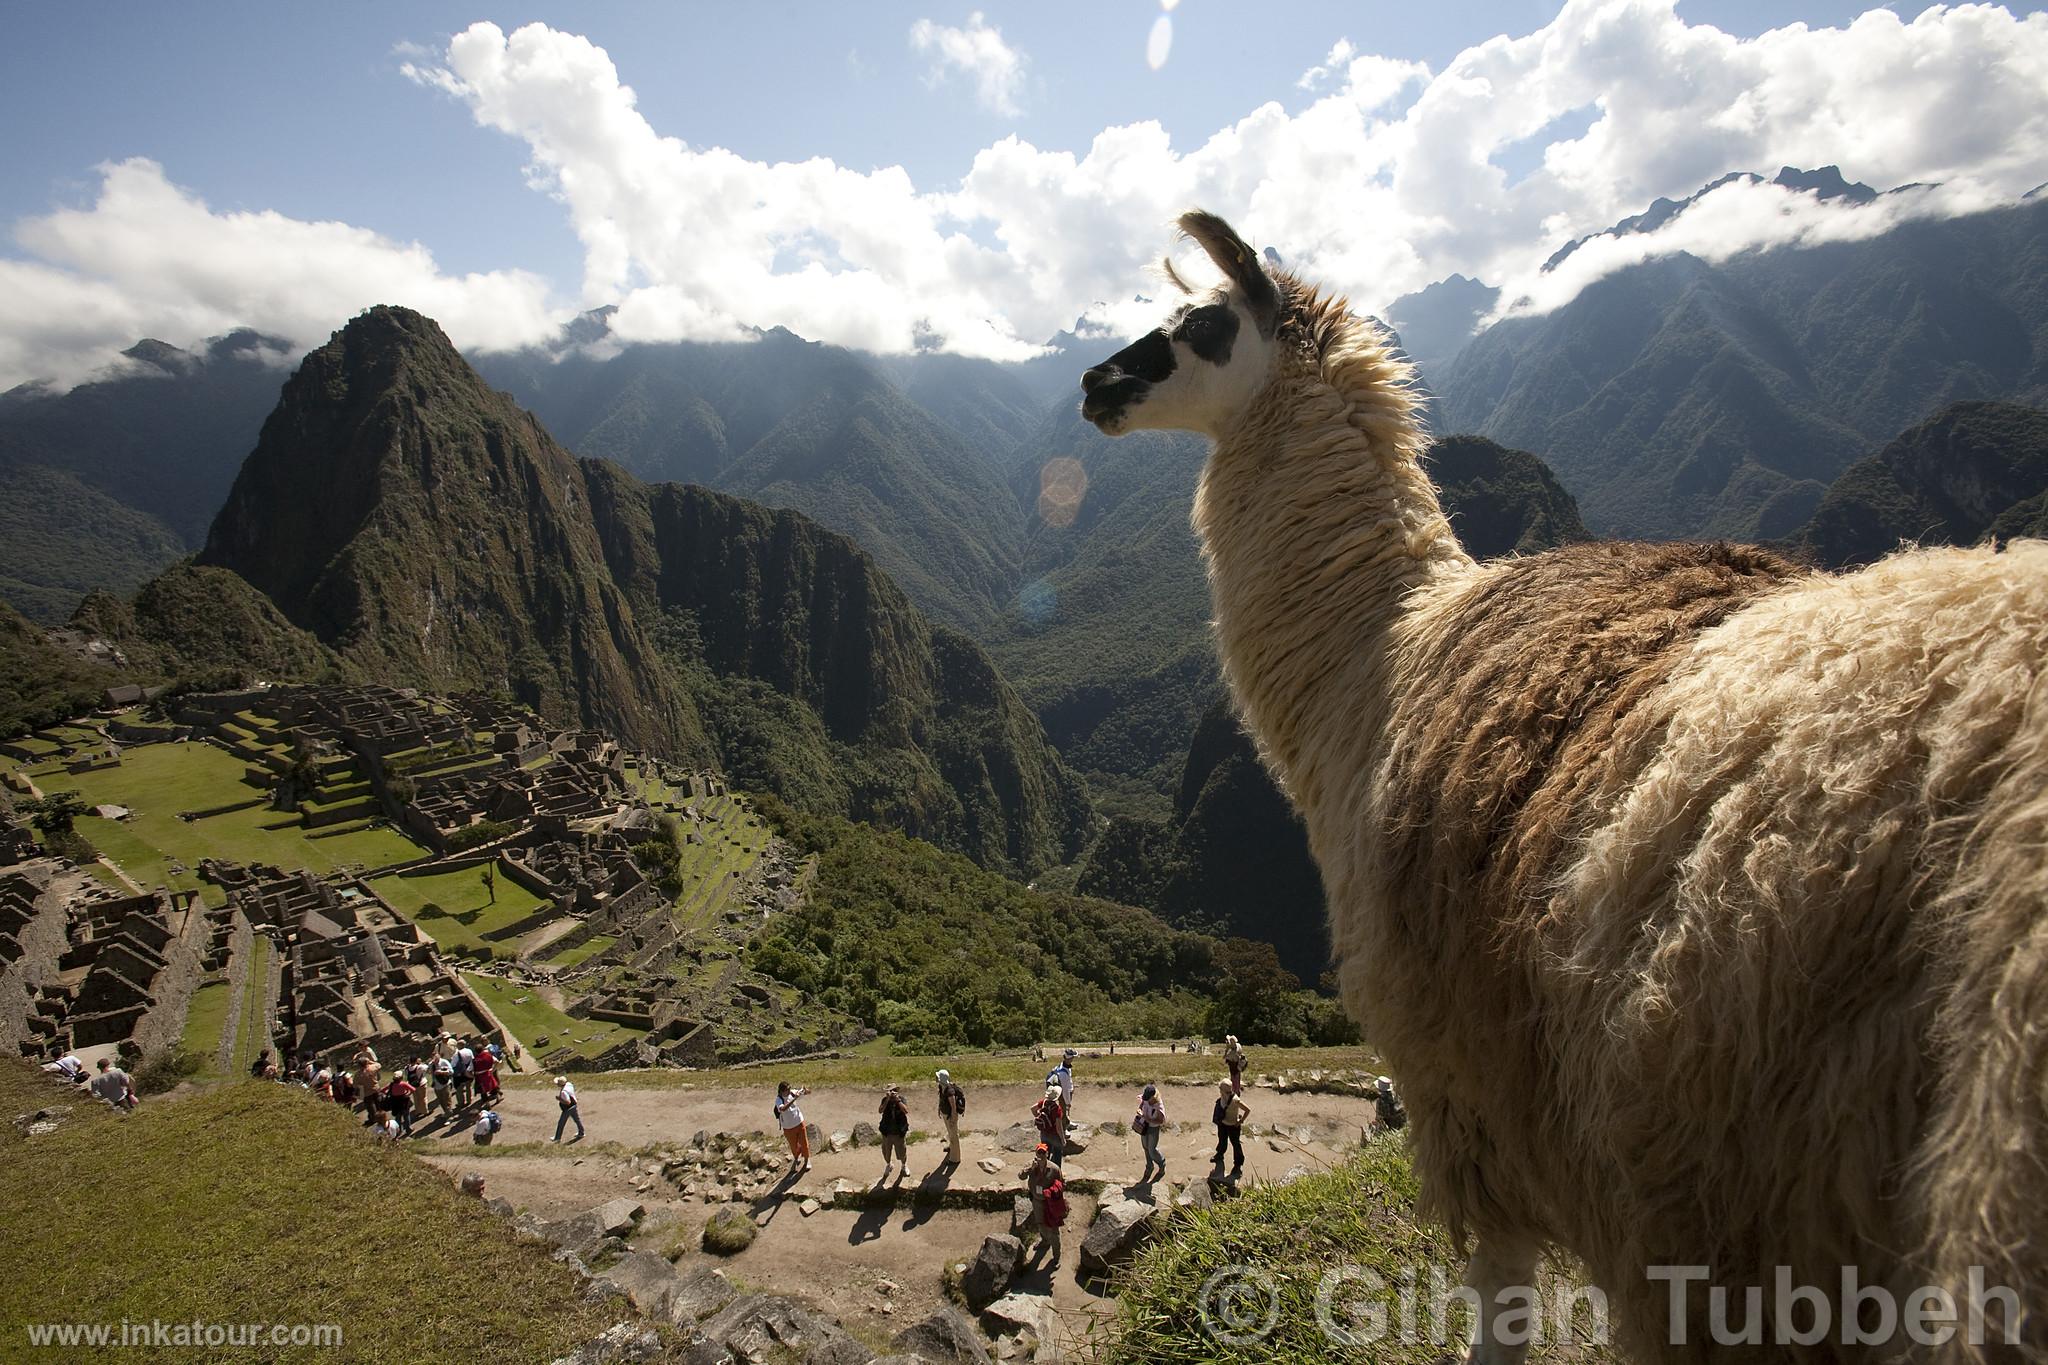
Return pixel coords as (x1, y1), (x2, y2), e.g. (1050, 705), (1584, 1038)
(416, 1076), (1380, 1350)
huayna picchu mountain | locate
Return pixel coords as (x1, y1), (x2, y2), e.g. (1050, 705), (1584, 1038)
(137, 306), (1087, 876)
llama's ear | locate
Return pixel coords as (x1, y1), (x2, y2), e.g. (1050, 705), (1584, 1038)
(1178, 210), (1280, 335)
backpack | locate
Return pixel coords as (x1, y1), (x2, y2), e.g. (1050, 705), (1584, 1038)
(1041, 1179), (1068, 1227)
(945, 1082), (965, 1116)
(482, 1110), (502, 1134)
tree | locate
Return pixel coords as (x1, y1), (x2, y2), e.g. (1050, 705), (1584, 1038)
(481, 863), (496, 905)
(24, 791), (89, 837)
(1206, 937), (1311, 1046)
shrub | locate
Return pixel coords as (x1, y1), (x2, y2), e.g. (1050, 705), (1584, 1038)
(132, 1047), (203, 1096)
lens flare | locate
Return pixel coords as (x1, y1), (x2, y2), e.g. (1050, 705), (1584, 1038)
(1147, 15), (1173, 70)
(1037, 456), (1088, 529)
(1016, 578), (1057, 627)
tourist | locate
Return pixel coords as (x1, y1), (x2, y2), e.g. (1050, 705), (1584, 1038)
(249, 1048), (275, 1080)
(385, 1072), (417, 1136)
(473, 1045), (501, 1107)
(297, 1057), (316, 1088)
(775, 1081), (811, 1171)
(431, 1052), (454, 1115)
(406, 1056), (429, 1105)
(312, 1065), (333, 1101)
(434, 1031), (457, 1065)
(333, 1069), (356, 1109)
(878, 1083), (910, 1180)
(452, 1039), (476, 1109)
(356, 1049), (383, 1126)
(473, 1108), (502, 1146)
(1223, 1035), (1247, 1094)
(1373, 1076), (1406, 1134)
(1049, 1049), (1076, 1127)
(1021, 1144), (1064, 1266)
(43, 1054), (86, 1084)
(1032, 1083), (1067, 1164)
(552, 1075), (585, 1142)
(374, 1111), (401, 1141)
(1134, 1083), (1167, 1183)
(934, 1069), (966, 1167)
(1212, 1080), (1249, 1178)
(90, 1056), (136, 1110)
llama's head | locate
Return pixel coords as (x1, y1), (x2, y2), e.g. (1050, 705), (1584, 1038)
(1080, 210), (1307, 438)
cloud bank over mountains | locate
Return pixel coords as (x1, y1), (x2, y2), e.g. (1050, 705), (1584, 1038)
(5, 0), (2046, 389)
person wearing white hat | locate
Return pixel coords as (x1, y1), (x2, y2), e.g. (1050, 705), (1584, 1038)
(934, 1069), (967, 1168)
(552, 1075), (584, 1142)
(1373, 1075), (1406, 1135)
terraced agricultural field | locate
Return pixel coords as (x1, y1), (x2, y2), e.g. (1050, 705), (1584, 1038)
(461, 973), (646, 1059)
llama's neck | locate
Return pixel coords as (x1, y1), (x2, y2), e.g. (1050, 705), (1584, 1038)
(1192, 333), (1472, 813)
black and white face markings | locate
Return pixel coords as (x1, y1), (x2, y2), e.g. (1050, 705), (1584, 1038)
(1079, 299), (1241, 429)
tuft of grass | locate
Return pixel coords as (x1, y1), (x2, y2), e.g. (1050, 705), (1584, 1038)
(0, 1058), (616, 1363)
(701, 1208), (758, 1256)
(1105, 1139), (1618, 1365)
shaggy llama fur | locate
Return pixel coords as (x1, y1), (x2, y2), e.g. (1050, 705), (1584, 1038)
(1093, 214), (2047, 1363)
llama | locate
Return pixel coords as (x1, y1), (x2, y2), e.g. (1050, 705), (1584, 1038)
(1081, 211), (2048, 1364)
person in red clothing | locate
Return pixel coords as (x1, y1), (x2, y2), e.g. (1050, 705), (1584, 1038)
(472, 1045), (501, 1107)
(1032, 1083), (1067, 1164)
(384, 1073), (417, 1136)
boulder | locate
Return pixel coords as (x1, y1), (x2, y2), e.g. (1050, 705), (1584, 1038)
(600, 1250), (685, 1317)
(593, 1198), (646, 1237)
(1009, 1195), (1036, 1238)
(980, 1293), (1062, 1359)
(702, 1293), (870, 1365)
(851, 1121), (881, 1147)
(998, 1123), (1040, 1153)
(1061, 1123), (1092, 1155)
(538, 1210), (611, 1259)
(892, 1307), (991, 1364)
(669, 1266), (737, 1324)
(977, 1157), (1005, 1174)
(829, 1130), (853, 1153)
(961, 1234), (1023, 1311)
(545, 1321), (670, 1365)
(1277, 1164), (1312, 1186)
(1174, 1179), (1215, 1211)
(1079, 1199), (1159, 1276)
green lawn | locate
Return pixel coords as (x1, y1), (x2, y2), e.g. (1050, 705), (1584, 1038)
(230, 937), (272, 1077)
(367, 866), (546, 955)
(36, 741), (425, 899)
(0, 1060), (614, 1363)
(544, 933), (616, 968)
(177, 981), (233, 1076)
(461, 973), (646, 1059)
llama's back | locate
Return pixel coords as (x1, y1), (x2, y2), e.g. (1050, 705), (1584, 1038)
(1333, 538), (2048, 1361)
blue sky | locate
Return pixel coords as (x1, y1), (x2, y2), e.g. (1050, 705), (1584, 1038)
(3, 2), (2045, 384)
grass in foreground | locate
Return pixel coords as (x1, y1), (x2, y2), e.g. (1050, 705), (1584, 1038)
(0, 1059), (615, 1363)
(1105, 1139), (1618, 1364)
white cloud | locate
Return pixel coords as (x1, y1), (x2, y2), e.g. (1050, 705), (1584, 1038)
(0, 158), (560, 390)
(5, 2), (2046, 388)
(909, 12), (1026, 117)
(1297, 38), (1357, 90)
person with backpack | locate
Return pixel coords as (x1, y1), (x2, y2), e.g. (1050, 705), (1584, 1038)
(431, 1052), (454, 1116)
(552, 1075), (584, 1142)
(1212, 1080), (1250, 1178)
(472, 1108), (502, 1146)
(775, 1081), (811, 1171)
(1023, 1144), (1066, 1269)
(934, 1069), (966, 1167)
(473, 1045), (501, 1107)
(1033, 1083), (1067, 1164)
(1048, 1050), (1076, 1127)
(452, 1040), (475, 1110)
(878, 1083), (910, 1180)
(1134, 1083), (1167, 1184)
(333, 1069), (356, 1110)
(1223, 1035), (1247, 1094)
(385, 1073), (417, 1136)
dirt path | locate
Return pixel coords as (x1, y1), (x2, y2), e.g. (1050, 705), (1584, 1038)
(415, 1076), (1379, 1351)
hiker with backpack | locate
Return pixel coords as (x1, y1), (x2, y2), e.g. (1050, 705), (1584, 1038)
(1033, 1083), (1067, 1164)
(473, 1108), (502, 1146)
(1134, 1083), (1167, 1184)
(878, 1083), (910, 1181)
(452, 1039), (476, 1110)
(775, 1081), (811, 1171)
(1023, 1144), (1067, 1270)
(1213, 1080), (1250, 1178)
(1049, 1049), (1076, 1128)
(934, 1069), (966, 1167)
(552, 1075), (584, 1142)
(385, 1072), (417, 1136)
(1223, 1035), (1247, 1094)
(431, 1052), (454, 1116)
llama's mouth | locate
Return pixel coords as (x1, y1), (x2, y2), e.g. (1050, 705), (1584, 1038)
(1081, 379), (1147, 432)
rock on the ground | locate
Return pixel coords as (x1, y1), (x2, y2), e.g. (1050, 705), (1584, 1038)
(1009, 1195), (1035, 1238)
(1079, 1199), (1160, 1276)
(981, 1293), (1062, 1361)
(800, 1197), (822, 1217)
(1175, 1179), (1214, 1211)
(962, 1234), (1023, 1311)
(593, 1198), (645, 1236)
(599, 1250), (684, 1317)
(702, 1294), (870, 1365)
(669, 1266), (737, 1325)
(851, 1120), (881, 1147)
(998, 1123), (1039, 1153)
(547, 1321), (669, 1365)
(1061, 1123), (1092, 1155)
(830, 1130), (852, 1153)
(977, 1157), (1004, 1174)
(1278, 1164), (1311, 1186)
(892, 1306), (992, 1364)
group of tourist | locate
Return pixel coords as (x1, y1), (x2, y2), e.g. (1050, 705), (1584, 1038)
(42, 1052), (138, 1110)
(276, 1031), (521, 1145)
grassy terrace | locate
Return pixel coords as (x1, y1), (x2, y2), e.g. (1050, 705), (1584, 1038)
(462, 973), (647, 1059)
(7, 741), (425, 904)
(543, 932), (616, 968)
(0, 1060), (613, 1363)
(367, 865), (547, 956)
(177, 980), (233, 1075)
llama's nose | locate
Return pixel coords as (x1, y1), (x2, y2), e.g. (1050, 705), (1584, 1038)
(1080, 365), (1115, 394)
